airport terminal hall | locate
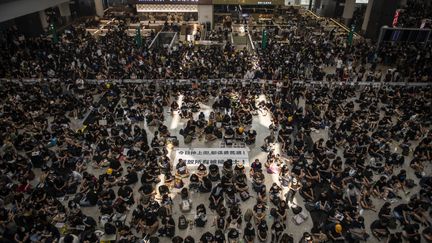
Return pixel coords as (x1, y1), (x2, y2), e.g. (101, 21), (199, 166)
(1, 0), (432, 242)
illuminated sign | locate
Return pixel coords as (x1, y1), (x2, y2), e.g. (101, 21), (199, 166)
(135, 0), (212, 4)
(213, 0), (284, 4)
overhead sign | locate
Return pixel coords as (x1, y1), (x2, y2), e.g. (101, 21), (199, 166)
(135, 0), (212, 4)
(174, 147), (250, 167)
(213, 0), (284, 5)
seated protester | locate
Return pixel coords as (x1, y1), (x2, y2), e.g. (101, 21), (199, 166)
(243, 222), (256, 243)
(328, 223), (344, 243)
(279, 165), (291, 187)
(252, 171), (265, 193)
(393, 202), (414, 225)
(261, 131), (276, 152)
(234, 161), (246, 177)
(209, 183), (224, 210)
(423, 226), (432, 242)
(214, 229), (226, 243)
(269, 183), (282, 206)
(170, 101), (179, 113)
(79, 184), (98, 207)
(199, 176), (212, 193)
(204, 122), (217, 141)
(257, 219), (268, 242)
(184, 236), (195, 243)
(227, 204), (242, 229)
(250, 159), (263, 176)
(140, 208), (159, 236)
(200, 231), (214, 243)
(227, 228), (240, 243)
(224, 127), (235, 142)
(286, 177), (302, 204)
(235, 174), (250, 201)
(172, 236), (183, 243)
(235, 126), (245, 140)
(299, 180), (315, 202)
(222, 160), (234, 177)
(345, 183), (360, 207)
(189, 174), (201, 192)
(271, 221), (285, 242)
(347, 216), (370, 241)
(107, 154), (123, 177)
(224, 185), (238, 207)
(245, 129), (257, 145)
(197, 164), (208, 178)
(208, 164), (221, 181)
(195, 204), (208, 228)
(253, 202), (266, 225)
(175, 159), (190, 178)
(370, 219), (390, 240)
(158, 215), (175, 238)
(151, 132), (164, 148)
(158, 124), (170, 137)
(118, 167), (138, 185)
(180, 120), (196, 143)
(117, 185), (134, 205)
(402, 223), (421, 243)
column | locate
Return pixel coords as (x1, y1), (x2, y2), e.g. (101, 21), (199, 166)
(39, 10), (49, 30)
(94, 0), (104, 17)
(342, 0), (355, 25)
(361, 0), (373, 32)
(198, 5), (213, 30)
(58, 2), (71, 22)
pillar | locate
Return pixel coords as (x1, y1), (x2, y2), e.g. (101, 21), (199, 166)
(59, 2), (71, 22)
(39, 10), (49, 31)
(361, 0), (373, 32)
(342, 0), (355, 26)
(94, 0), (104, 17)
(198, 5), (213, 30)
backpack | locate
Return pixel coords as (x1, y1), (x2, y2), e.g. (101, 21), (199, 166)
(181, 199), (192, 212)
(184, 135), (193, 144)
(178, 215), (188, 230)
(244, 209), (253, 222)
(291, 205), (302, 215)
(104, 222), (116, 235)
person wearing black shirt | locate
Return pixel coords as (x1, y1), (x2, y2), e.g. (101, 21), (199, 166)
(243, 222), (255, 243)
(200, 231), (214, 243)
(271, 221), (285, 242)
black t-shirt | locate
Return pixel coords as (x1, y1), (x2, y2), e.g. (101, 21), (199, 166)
(200, 232), (214, 243)
(244, 226), (255, 236)
(109, 159), (121, 170)
(228, 228), (239, 239)
(394, 204), (409, 214)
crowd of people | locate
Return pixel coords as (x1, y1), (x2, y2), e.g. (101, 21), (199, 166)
(397, 0), (432, 28)
(0, 77), (431, 243)
(0, 4), (431, 243)
(0, 7), (431, 82)
(252, 8), (432, 83)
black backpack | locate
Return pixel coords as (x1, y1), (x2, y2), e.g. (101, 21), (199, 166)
(178, 215), (188, 230)
(104, 222), (116, 235)
(291, 205), (302, 215)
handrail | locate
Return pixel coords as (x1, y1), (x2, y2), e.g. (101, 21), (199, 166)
(169, 32), (178, 49)
(247, 31), (255, 50)
(148, 29), (162, 49)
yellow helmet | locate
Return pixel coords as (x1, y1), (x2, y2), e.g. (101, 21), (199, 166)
(335, 224), (342, 233)
(106, 168), (113, 175)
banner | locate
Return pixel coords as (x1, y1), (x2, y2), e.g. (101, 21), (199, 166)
(174, 147), (250, 167)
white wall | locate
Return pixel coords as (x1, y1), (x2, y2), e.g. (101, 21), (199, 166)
(0, 0), (70, 23)
(198, 5), (213, 29)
